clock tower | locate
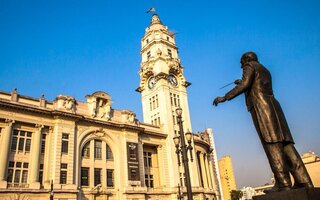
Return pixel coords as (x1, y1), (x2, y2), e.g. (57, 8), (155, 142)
(136, 14), (200, 188)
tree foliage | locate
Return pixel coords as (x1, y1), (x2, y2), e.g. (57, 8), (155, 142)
(230, 190), (243, 200)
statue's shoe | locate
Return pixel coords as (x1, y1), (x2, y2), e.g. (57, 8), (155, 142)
(264, 186), (291, 194)
(292, 183), (314, 189)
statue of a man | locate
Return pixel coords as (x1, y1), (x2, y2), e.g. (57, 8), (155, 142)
(213, 52), (313, 193)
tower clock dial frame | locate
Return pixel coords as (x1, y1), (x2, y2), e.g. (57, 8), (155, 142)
(168, 74), (178, 86)
(148, 77), (156, 89)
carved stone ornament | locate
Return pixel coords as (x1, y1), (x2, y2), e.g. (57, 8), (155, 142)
(128, 143), (137, 150)
(86, 91), (112, 120)
(5, 119), (15, 126)
(93, 128), (106, 138)
(55, 95), (76, 112)
(35, 124), (44, 130)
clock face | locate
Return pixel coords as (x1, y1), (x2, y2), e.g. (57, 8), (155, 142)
(148, 77), (156, 89)
(168, 74), (178, 86)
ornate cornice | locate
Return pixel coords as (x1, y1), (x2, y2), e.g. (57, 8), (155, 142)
(0, 99), (147, 133)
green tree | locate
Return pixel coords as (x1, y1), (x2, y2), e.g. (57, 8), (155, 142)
(230, 190), (243, 200)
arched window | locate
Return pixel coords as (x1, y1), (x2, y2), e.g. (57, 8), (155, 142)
(80, 139), (114, 188)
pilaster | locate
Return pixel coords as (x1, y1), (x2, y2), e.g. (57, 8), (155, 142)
(204, 154), (213, 189)
(199, 153), (208, 189)
(0, 119), (14, 188)
(29, 124), (44, 189)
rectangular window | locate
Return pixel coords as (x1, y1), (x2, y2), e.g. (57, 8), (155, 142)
(11, 130), (32, 153)
(39, 164), (43, 184)
(152, 96), (155, 110)
(61, 133), (69, 154)
(156, 95), (159, 108)
(41, 134), (46, 154)
(107, 169), (114, 187)
(147, 51), (151, 60)
(7, 169), (13, 183)
(21, 170), (28, 183)
(14, 170), (21, 183)
(145, 174), (154, 188)
(149, 98), (152, 111)
(81, 167), (89, 186)
(144, 152), (152, 167)
(94, 168), (101, 186)
(82, 143), (90, 158)
(60, 163), (68, 184)
(11, 137), (17, 151)
(106, 145), (113, 160)
(168, 49), (172, 57)
(25, 139), (31, 152)
(94, 140), (102, 159)
(18, 138), (24, 151)
(7, 161), (28, 187)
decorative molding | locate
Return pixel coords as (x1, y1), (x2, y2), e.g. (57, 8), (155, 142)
(35, 124), (44, 131)
(93, 128), (106, 138)
(5, 118), (15, 126)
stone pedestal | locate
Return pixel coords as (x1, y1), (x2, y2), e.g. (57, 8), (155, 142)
(253, 188), (320, 200)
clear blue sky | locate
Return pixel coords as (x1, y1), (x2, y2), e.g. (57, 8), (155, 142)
(1, 0), (319, 188)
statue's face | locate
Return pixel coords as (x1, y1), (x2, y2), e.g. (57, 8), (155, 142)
(240, 58), (245, 66)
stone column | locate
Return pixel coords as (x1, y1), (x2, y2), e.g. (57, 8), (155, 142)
(199, 152), (208, 189)
(0, 119), (14, 188)
(29, 124), (43, 189)
(208, 158), (217, 191)
(204, 154), (213, 189)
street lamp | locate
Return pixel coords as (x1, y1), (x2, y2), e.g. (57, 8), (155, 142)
(50, 180), (53, 200)
(173, 107), (193, 200)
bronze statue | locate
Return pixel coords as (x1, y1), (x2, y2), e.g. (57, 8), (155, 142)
(213, 52), (313, 193)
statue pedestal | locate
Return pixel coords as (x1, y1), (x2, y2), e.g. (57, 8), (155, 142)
(253, 188), (320, 200)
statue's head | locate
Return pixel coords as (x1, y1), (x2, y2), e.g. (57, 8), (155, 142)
(240, 51), (258, 66)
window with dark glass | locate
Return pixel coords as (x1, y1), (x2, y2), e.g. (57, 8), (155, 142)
(60, 163), (67, 184)
(81, 167), (89, 186)
(39, 164), (43, 184)
(168, 49), (172, 57)
(11, 130), (32, 153)
(7, 161), (28, 186)
(82, 142), (90, 158)
(144, 152), (152, 167)
(61, 133), (69, 154)
(94, 168), (101, 186)
(106, 144), (113, 160)
(147, 51), (151, 60)
(94, 140), (102, 159)
(145, 174), (154, 188)
(41, 134), (46, 154)
(107, 169), (114, 187)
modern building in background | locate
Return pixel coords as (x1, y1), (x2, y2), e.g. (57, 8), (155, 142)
(218, 156), (237, 200)
(0, 14), (222, 200)
(240, 187), (255, 200)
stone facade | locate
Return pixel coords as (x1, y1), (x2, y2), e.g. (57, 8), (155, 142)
(0, 14), (222, 200)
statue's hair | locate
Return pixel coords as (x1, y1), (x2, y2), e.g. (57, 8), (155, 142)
(241, 52), (258, 63)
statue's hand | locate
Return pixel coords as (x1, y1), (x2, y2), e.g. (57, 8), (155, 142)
(234, 79), (241, 85)
(213, 96), (226, 106)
